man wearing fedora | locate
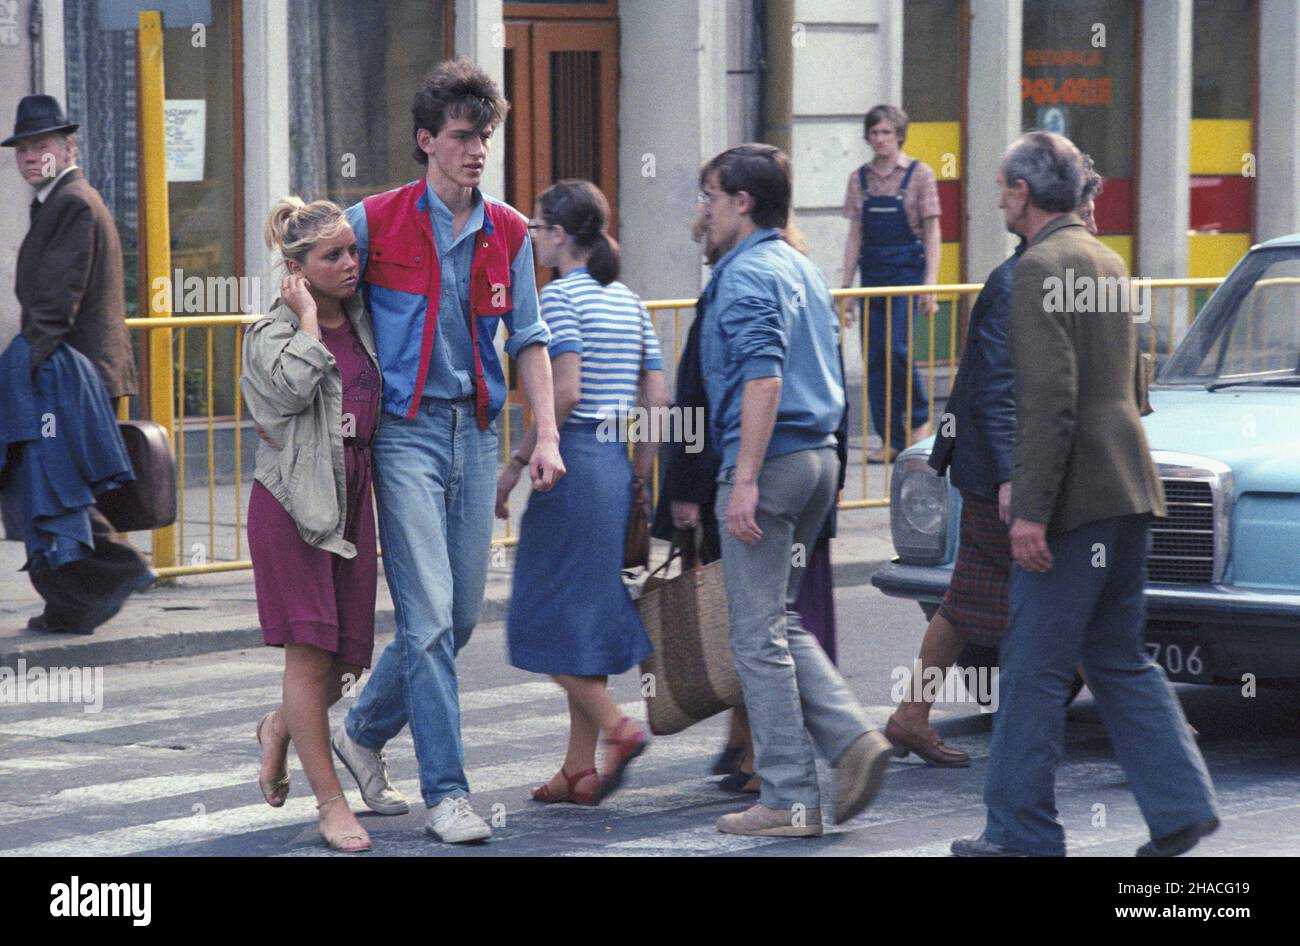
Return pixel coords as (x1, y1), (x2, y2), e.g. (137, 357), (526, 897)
(3, 94), (154, 634)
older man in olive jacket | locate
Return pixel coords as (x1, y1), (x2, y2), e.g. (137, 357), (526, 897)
(951, 132), (1218, 859)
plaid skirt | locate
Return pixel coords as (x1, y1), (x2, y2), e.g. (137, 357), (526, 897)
(938, 490), (1011, 646)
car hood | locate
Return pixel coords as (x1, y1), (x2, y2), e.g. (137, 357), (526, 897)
(1145, 388), (1300, 493)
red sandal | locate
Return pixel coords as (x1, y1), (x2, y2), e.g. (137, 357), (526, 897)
(599, 716), (648, 801)
(531, 767), (600, 806)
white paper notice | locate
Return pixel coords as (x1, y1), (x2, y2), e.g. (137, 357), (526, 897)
(164, 99), (206, 182)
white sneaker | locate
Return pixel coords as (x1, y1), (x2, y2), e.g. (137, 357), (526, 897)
(331, 724), (410, 815)
(425, 796), (492, 844)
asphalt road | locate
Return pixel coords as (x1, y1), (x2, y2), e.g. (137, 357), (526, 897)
(2, 581), (1298, 858)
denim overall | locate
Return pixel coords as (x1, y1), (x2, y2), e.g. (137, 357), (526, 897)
(858, 160), (930, 451)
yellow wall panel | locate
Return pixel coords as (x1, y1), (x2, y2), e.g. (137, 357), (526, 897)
(1190, 119), (1253, 176)
(906, 121), (962, 181)
(938, 241), (961, 286)
(1189, 232), (1251, 278)
(1097, 235), (1134, 272)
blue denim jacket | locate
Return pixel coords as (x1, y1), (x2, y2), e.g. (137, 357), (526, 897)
(699, 228), (844, 472)
(346, 186), (548, 420)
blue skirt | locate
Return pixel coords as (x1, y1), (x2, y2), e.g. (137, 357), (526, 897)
(507, 422), (653, 676)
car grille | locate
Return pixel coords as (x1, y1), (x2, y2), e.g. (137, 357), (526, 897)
(1148, 479), (1216, 583)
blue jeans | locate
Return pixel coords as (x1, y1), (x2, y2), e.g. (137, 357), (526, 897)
(344, 397), (497, 806)
(983, 514), (1218, 855)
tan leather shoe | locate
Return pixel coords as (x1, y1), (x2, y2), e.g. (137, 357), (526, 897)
(885, 714), (971, 768)
(717, 803), (823, 837)
(834, 730), (893, 824)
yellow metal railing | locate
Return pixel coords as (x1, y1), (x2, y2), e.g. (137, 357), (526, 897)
(121, 277), (1226, 577)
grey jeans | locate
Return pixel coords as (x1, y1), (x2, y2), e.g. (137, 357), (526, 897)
(716, 447), (869, 810)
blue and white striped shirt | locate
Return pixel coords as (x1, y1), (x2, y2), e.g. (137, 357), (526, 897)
(541, 268), (664, 424)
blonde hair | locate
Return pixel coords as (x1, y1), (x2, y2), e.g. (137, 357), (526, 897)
(263, 196), (350, 270)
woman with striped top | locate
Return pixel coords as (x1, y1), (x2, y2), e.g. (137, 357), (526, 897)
(496, 179), (669, 806)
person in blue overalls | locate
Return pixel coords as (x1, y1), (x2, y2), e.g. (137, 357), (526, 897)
(841, 105), (942, 463)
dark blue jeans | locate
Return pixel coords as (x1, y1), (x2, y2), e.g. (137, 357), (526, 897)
(864, 292), (930, 450)
(983, 514), (1218, 855)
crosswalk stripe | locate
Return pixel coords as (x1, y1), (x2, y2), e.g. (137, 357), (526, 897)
(0, 753), (111, 773)
(0, 678), (567, 741)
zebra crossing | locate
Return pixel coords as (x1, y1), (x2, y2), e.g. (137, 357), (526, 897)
(0, 634), (1296, 856)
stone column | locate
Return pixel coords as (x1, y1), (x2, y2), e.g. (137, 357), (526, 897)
(965, 0), (1021, 282)
(1256, 0), (1300, 241)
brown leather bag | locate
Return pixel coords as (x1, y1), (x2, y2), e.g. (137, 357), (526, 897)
(624, 480), (650, 569)
(98, 420), (178, 532)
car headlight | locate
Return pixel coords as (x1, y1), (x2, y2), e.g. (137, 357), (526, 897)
(890, 453), (952, 565)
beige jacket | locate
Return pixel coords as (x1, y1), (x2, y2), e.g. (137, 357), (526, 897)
(240, 293), (380, 557)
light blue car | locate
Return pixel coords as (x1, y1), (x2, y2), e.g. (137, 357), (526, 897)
(872, 233), (1300, 687)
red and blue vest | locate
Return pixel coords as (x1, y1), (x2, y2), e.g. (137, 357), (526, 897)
(362, 181), (527, 426)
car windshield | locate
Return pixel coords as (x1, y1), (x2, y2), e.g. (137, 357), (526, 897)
(1161, 247), (1300, 385)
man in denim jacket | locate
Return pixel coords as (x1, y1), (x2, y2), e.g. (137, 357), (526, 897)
(698, 144), (894, 838)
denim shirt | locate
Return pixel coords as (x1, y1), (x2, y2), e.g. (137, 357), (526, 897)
(699, 228), (844, 472)
(346, 187), (547, 406)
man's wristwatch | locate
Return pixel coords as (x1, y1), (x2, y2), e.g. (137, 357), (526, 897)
(510, 451), (529, 469)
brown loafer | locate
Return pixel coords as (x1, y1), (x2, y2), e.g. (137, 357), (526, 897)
(885, 714), (970, 768)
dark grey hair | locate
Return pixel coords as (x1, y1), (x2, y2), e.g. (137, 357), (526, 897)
(1079, 157), (1103, 206)
(1000, 131), (1088, 213)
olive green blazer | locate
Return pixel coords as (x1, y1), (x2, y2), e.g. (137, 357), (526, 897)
(1009, 213), (1165, 533)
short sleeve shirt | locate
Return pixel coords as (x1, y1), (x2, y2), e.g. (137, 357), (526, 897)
(541, 268), (664, 425)
(841, 152), (942, 241)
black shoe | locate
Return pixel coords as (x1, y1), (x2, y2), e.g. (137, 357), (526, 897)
(80, 567), (157, 632)
(950, 834), (1037, 857)
(27, 614), (93, 635)
(710, 745), (744, 776)
(1136, 818), (1219, 858)
(717, 767), (760, 794)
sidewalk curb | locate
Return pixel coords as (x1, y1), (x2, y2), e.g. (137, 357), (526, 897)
(0, 598), (509, 671)
(0, 562), (890, 670)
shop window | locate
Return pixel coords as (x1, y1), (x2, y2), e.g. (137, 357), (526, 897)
(289, 0), (450, 208)
(65, 0), (240, 414)
(1022, 0), (1136, 265)
(1189, 0), (1255, 277)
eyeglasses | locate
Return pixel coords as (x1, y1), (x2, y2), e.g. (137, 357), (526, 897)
(527, 222), (558, 232)
(698, 189), (735, 206)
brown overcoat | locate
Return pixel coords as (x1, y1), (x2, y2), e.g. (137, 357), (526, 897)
(16, 168), (138, 398)
(1009, 213), (1165, 533)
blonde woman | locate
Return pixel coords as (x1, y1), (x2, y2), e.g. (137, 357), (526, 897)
(242, 197), (383, 852)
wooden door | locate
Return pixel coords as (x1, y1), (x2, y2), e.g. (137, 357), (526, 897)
(504, 18), (619, 237)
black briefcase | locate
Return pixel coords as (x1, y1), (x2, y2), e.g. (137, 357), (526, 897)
(98, 420), (178, 532)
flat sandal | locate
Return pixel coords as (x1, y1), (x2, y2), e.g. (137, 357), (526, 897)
(317, 793), (371, 853)
(256, 712), (290, 807)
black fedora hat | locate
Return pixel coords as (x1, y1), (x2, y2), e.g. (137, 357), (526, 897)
(2, 95), (79, 147)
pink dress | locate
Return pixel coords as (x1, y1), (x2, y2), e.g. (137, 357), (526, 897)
(247, 319), (380, 666)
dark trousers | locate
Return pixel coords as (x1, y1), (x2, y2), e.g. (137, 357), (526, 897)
(25, 396), (152, 629)
(983, 514), (1218, 855)
(29, 505), (152, 627)
(865, 294), (930, 449)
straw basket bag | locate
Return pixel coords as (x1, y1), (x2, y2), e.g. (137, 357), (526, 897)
(636, 530), (743, 735)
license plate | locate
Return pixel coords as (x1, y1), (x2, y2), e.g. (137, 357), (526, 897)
(1145, 641), (1215, 683)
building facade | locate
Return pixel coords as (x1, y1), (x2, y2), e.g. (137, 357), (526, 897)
(1, 0), (1298, 400)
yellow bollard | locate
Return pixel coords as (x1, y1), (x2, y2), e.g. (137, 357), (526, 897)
(138, 11), (177, 570)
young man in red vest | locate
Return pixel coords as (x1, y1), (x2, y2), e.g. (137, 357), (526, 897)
(330, 59), (564, 844)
